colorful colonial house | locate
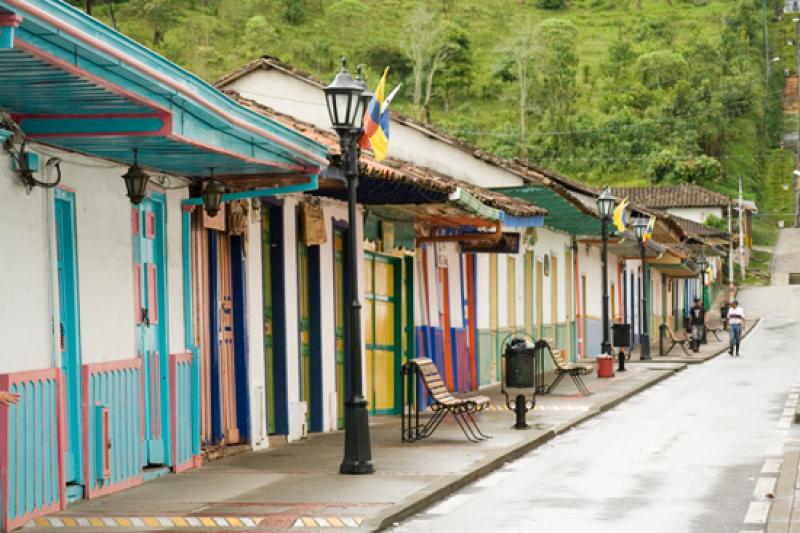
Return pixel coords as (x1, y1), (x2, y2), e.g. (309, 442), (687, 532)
(0, 2), (327, 529)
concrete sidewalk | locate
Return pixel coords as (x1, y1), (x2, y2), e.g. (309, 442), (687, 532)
(26, 363), (686, 532)
(626, 319), (757, 365)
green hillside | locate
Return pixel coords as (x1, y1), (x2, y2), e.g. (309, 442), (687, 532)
(72, 0), (794, 224)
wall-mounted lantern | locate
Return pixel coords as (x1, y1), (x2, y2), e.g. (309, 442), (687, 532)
(122, 149), (149, 205)
(202, 174), (225, 217)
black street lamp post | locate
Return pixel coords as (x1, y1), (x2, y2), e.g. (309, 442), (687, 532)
(697, 253), (708, 309)
(596, 187), (616, 356)
(697, 254), (708, 345)
(325, 59), (374, 475)
(632, 217), (651, 361)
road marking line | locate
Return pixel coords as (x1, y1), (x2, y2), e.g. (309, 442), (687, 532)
(474, 471), (512, 488)
(762, 459), (782, 473)
(744, 501), (771, 524)
(427, 494), (474, 515)
(753, 477), (776, 499)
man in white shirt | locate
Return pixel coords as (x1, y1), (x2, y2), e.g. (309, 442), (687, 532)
(727, 299), (746, 356)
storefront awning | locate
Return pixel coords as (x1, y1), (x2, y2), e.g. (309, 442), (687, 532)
(0, 1), (327, 178)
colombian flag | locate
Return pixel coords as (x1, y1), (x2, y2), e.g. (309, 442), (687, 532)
(612, 197), (628, 233)
(643, 216), (655, 243)
(361, 68), (400, 161)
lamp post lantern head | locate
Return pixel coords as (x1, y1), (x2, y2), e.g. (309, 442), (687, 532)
(122, 149), (149, 205)
(596, 186), (616, 219)
(325, 58), (366, 131)
(697, 254), (707, 272)
(202, 176), (225, 217)
(632, 216), (649, 240)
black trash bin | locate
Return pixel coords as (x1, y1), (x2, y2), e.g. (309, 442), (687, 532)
(612, 323), (631, 348)
(503, 338), (535, 388)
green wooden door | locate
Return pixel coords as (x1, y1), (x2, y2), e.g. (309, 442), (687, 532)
(262, 214), (276, 434)
(297, 240), (311, 425)
(333, 229), (346, 429)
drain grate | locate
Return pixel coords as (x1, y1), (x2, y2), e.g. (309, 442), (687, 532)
(789, 273), (800, 285)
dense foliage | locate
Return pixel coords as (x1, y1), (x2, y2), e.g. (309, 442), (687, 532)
(69, 0), (795, 221)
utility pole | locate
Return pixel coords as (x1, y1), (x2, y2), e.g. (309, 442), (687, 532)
(739, 175), (746, 281)
(728, 203), (734, 300)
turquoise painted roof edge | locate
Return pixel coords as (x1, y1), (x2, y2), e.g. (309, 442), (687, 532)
(3, 0), (328, 166)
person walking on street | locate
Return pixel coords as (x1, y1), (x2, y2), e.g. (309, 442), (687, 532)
(727, 299), (746, 356)
(689, 297), (706, 352)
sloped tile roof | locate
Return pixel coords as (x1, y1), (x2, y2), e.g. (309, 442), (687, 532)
(222, 90), (546, 218)
(610, 183), (732, 209)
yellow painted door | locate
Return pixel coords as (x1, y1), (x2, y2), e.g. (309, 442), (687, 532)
(536, 261), (543, 338)
(524, 252), (534, 338)
(564, 249), (573, 360)
(507, 256), (517, 333)
(365, 253), (399, 415)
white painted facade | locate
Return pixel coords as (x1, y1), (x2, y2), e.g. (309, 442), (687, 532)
(223, 69), (521, 188)
(665, 207), (723, 225)
(0, 146), (188, 372)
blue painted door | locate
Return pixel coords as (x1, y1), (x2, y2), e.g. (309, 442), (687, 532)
(55, 189), (83, 487)
(133, 195), (169, 465)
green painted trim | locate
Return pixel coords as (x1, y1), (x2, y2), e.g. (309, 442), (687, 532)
(182, 176), (318, 206)
(449, 187), (502, 220)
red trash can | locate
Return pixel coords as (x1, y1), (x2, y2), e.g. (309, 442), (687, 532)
(596, 355), (614, 378)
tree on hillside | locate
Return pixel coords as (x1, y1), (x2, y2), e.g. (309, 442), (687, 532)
(532, 18), (579, 153)
(118, 0), (184, 45)
(436, 26), (474, 113)
(401, 4), (460, 123)
(499, 18), (538, 157)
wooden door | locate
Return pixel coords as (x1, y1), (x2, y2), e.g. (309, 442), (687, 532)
(564, 249), (573, 359)
(437, 265), (454, 390)
(333, 228), (346, 429)
(134, 195), (169, 464)
(488, 255), (498, 381)
(297, 240), (311, 425)
(55, 189), (82, 485)
(524, 251), (534, 338)
(507, 256), (517, 333)
(365, 253), (400, 415)
(581, 275), (588, 357)
(261, 212), (276, 434)
(535, 261), (544, 338)
(217, 233), (239, 444)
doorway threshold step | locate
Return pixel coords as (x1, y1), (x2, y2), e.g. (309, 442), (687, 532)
(65, 484), (83, 504)
(142, 466), (170, 482)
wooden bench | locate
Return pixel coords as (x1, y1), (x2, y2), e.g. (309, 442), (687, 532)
(705, 321), (723, 342)
(538, 339), (593, 396)
(664, 325), (691, 356)
(401, 358), (491, 443)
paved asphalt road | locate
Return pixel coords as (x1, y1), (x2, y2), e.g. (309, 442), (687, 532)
(391, 285), (800, 533)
